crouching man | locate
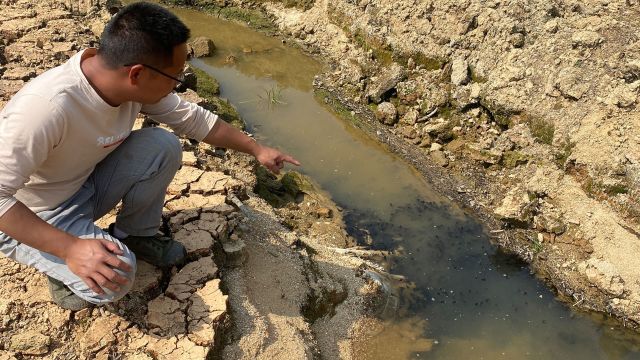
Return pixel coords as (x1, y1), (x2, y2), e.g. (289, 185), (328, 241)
(0, 1), (299, 310)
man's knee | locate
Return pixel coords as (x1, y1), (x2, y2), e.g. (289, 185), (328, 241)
(75, 252), (137, 304)
(143, 128), (182, 171)
(106, 252), (137, 302)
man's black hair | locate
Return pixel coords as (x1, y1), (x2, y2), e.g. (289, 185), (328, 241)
(98, 2), (190, 69)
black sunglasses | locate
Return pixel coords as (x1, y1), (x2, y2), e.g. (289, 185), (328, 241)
(124, 63), (185, 84)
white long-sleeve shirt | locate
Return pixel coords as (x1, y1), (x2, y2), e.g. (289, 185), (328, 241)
(0, 48), (218, 216)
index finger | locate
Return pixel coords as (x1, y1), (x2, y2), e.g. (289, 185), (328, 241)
(281, 154), (301, 166)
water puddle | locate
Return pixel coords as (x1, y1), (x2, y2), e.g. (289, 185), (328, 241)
(171, 6), (640, 359)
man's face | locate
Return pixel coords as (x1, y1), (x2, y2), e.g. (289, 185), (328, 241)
(137, 43), (188, 104)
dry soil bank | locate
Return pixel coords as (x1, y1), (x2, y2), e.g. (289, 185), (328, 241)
(0, 1), (390, 358)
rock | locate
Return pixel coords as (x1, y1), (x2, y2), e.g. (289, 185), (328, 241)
(398, 126), (418, 140)
(187, 279), (228, 346)
(494, 188), (537, 227)
(165, 257), (218, 301)
(315, 207), (333, 218)
(544, 19), (559, 33)
(494, 124), (535, 149)
(451, 59), (469, 85)
(534, 212), (566, 235)
(582, 259), (625, 296)
(200, 212), (229, 230)
(430, 143), (443, 152)
(0, 350), (18, 360)
(493, 135), (515, 152)
(572, 31), (603, 48)
(555, 68), (589, 100)
(501, 151), (529, 168)
(418, 135), (432, 148)
(189, 36), (216, 58)
(0, 18), (43, 39)
(74, 308), (92, 321)
(9, 331), (50, 355)
(430, 150), (449, 167)
(509, 33), (525, 48)
(367, 63), (406, 104)
(375, 102), (398, 125)
(622, 60), (640, 83)
(1, 80), (24, 98)
(0, 299), (12, 315)
(418, 87), (449, 116)
(182, 151), (198, 167)
(178, 88), (206, 105)
(46, 305), (71, 329)
(451, 85), (478, 109)
(146, 295), (186, 336)
(407, 57), (415, 70)
(2, 66), (35, 81)
(0, 45), (6, 66)
(122, 353), (153, 360)
(422, 118), (451, 138)
(79, 315), (120, 352)
(610, 85), (637, 108)
(176, 65), (198, 93)
(399, 108), (419, 125)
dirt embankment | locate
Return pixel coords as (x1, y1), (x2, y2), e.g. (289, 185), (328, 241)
(171, 0), (640, 329)
(0, 1), (395, 359)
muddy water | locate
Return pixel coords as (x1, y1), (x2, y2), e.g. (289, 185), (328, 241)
(172, 7), (640, 359)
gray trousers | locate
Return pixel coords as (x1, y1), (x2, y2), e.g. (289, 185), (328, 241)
(0, 128), (182, 304)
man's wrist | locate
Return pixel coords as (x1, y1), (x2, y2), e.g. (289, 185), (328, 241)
(56, 233), (79, 261)
(249, 140), (263, 158)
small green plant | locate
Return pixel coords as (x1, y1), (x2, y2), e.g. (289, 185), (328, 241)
(258, 85), (287, 108)
(263, 0), (315, 10)
(502, 151), (529, 168)
(313, 88), (361, 127)
(411, 53), (445, 71)
(532, 238), (544, 254)
(190, 66), (220, 97)
(604, 184), (629, 196)
(582, 177), (629, 198)
(554, 141), (575, 169)
(528, 117), (555, 145)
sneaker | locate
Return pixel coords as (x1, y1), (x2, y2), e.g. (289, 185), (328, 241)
(108, 224), (186, 268)
(48, 276), (91, 311)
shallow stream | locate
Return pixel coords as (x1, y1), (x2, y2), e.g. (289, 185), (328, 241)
(173, 7), (640, 359)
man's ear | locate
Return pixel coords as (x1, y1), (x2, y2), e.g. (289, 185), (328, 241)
(127, 64), (145, 85)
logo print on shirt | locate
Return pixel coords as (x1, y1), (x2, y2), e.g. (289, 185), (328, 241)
(97, 131), (129, 148)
